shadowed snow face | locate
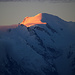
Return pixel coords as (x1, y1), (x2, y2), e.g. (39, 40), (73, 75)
(20, 13), (46, 27)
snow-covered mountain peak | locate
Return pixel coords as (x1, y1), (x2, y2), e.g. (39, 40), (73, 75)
(0, 13), (75, 75)
(20, 13), (67, 28)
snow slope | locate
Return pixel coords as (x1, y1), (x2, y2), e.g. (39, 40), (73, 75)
(0, 13), (75, 75)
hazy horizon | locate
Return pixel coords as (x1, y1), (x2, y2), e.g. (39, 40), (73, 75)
(0, 1), (75, 26)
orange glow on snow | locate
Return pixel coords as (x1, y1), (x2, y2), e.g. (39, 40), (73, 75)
(20, 13), (46, 27)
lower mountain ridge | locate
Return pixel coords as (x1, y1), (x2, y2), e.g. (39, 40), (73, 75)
(0, 13), (75, 75)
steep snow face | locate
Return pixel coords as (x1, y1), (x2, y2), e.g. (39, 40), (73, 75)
(20, 13), (46, 27)
(0, 13), (75, 75)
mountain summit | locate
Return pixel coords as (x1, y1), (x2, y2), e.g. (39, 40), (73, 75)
(20, 13), (66, 27)
(20, 13), (47, 27)
(0, 13), (75, 75)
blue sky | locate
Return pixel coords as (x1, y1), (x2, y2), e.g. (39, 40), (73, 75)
(0, 1), (75, 25)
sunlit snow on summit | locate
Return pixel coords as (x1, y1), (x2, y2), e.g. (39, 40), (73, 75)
(20, 13), (47, 27)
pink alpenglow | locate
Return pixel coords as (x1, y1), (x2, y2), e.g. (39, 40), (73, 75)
(20, 13), (47, 27)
